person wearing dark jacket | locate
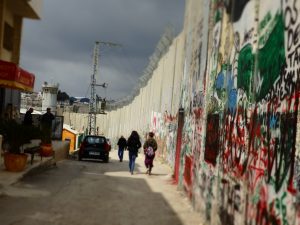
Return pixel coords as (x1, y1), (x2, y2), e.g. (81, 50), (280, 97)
(23, 108), (33, 126)
(41, 108), (55, 126)
(41, 108), (55, 144)
(143, 132), (158, 175)
(117, 135), (127, 162)
(127, 131), (141, 175)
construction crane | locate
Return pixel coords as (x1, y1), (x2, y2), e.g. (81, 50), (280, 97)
(87, 41), (121, 135)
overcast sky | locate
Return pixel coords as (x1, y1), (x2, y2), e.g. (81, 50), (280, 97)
(20, 0), (185, 100)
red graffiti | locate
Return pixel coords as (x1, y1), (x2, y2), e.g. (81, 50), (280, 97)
(204, 114), (220, 166)
(184, 155), (193, 199)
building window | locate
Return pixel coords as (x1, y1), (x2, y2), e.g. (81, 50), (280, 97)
(3, 23), (14, 51)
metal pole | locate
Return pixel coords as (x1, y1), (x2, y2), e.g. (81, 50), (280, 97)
(88, 41), (99, 135)
(87, 41), (121, 135)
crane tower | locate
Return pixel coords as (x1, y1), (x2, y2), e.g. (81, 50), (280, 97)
(87, 41), (121, 135)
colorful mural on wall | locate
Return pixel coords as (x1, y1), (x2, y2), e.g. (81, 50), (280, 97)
(176, 0), (300, 224)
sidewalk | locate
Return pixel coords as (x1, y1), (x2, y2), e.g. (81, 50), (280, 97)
(115, 150), (204, 225)
(0, 155), (55, 194)
(0, 140), (69, 195)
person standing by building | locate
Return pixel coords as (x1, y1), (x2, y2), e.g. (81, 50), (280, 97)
(23, 108), (34, 126)
(143, 132), (158, 175)
(126, 131), (141, 175)
(117, 135), (127, 162)
(41, 108), (55, 144)
(3, 103), (13, 120)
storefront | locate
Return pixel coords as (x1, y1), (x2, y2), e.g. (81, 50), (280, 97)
(0, 60), (35, 120)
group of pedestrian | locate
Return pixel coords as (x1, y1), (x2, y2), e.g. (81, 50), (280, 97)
(117, 130), (158, 175)
(23, 107), (55, 143)
(23, 107), (55, 126)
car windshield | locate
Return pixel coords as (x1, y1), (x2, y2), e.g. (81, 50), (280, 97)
(85, 136), (105, 144)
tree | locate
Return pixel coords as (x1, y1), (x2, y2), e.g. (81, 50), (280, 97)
(69, 97), (76, 105)
(57, 90), (70, 102)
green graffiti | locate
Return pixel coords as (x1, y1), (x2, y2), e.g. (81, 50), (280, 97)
(215, 10), (222, 23)
(259, 12), (272, 33)
(237, 44), (254, 97)
(256, 13), (285, 101)
(274, 192), (289, 225)
(213, 0), (222, 23)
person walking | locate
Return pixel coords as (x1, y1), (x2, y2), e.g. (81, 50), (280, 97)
(143, 132), (158, 175)
(126, 131), (141, 175)
(23, 107), (34, 126)
(117, 135), (127, 162)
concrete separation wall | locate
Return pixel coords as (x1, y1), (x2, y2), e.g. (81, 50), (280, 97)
(64, 0), (300, 224)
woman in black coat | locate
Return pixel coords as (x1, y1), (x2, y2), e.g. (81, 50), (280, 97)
(127, 130), (141, 175)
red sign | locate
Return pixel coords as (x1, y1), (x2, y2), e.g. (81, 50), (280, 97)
(0, 60), (35, 92)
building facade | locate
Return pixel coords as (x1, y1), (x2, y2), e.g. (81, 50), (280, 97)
(0, 0), (42, 118)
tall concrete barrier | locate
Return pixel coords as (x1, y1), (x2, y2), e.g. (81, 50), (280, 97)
(65, 1), (300, 224)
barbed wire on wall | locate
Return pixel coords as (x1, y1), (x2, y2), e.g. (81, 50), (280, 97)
(107, 25), (175, 111)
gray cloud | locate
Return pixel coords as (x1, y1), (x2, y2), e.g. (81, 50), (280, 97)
(20, 0), (184, 100)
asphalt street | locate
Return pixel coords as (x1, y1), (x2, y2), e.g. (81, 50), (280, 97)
(0, 149), (202, 225)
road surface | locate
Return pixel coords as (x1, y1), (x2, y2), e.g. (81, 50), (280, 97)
(0, 149), (202, 225)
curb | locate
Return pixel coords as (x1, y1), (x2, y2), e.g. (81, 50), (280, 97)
(0, 157), (56, 197)
(22, 157), (56, 179)
(0, 157), (56, 187)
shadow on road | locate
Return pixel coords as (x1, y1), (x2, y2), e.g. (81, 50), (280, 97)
(135, 171), (169, 176)
(0, 159), (185, 225)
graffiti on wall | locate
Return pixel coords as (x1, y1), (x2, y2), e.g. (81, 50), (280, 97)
(177, 0), (300, 225)
(204, 114), (220, 166)
(90, 0), (300, 225)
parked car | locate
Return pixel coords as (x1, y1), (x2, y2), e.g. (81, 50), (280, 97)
(78, 135), (110, 162)
(106, 138), (112, 151)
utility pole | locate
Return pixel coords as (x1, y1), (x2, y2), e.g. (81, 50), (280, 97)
(88, 41), (121, 135)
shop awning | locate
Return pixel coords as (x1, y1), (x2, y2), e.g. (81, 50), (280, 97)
(0, 60), (35, 92)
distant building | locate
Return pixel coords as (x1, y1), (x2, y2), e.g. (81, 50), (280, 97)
(42, 81), (59, 114)
(21, 91), (43, 110)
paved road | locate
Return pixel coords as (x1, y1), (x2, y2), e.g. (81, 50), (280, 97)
(0, 150), (202, 225)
